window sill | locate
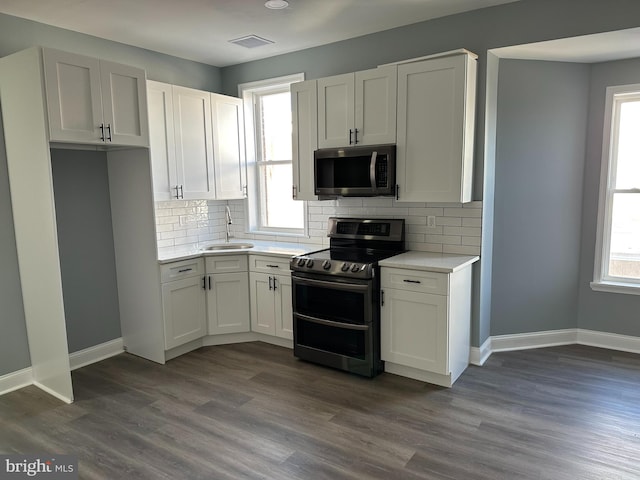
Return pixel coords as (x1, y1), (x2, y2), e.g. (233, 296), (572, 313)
(590, 281), (640, 296)
(248, 229), (307, 239)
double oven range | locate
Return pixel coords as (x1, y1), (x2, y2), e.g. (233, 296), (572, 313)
(290, 217), (405, 377)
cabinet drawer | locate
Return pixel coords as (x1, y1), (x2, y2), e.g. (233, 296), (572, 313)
(206, 254), (248, 273)
(381, 267), (448, 295)
(160, 258), (205, 283)
(249, 255), (291, 275)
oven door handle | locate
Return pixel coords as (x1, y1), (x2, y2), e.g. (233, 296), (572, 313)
(293, 276), (370, 293)
(295, 313), (369, 331)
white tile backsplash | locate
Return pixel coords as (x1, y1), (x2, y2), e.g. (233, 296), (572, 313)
(155, 197), (482, 256)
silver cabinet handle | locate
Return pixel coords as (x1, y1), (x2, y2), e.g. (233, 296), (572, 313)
(99, 124), (105, 141)
(106, 124), (112, 142)
(403, 279), (421, 284)
(273, 277), (277, 291)
(178, 268), (193, 273)
(268, 276), (273, 290)
(266, 264), (280, 268)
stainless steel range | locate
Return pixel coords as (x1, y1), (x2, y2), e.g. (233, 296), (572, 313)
(290, 217), (405, 377)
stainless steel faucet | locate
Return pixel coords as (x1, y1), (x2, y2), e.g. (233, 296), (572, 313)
(225, 205), (233, 243)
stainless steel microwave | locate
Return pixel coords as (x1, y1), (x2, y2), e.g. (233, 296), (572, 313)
(314, 144), (396, 198)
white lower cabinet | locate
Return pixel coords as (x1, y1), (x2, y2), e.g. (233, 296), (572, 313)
(206, 255), (250, 335)
(249, 255), (293, 339)
(380, 265), (473, 387)
(160, 259), (207, 350)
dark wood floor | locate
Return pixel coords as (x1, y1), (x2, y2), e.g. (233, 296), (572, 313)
(1, 342), (640, 479)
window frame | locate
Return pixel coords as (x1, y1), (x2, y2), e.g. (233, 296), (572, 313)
(591, 83), (640, 295)
(238, 73), (308, 237)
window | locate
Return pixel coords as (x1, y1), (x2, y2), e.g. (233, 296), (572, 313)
(239, 74), (306, 235)
(592, 84), (640, 294)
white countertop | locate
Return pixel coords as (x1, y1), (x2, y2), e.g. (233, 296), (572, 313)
(157, 239), (325, 264)
(379, 251), (479, 273)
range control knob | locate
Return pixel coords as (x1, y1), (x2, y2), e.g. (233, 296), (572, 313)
(322, 260), (331, 270)
(351, 264), (360, 272)
(297, 258), (306, 267)
(341, 262), (351, 272)
(306, 260), (315, 268)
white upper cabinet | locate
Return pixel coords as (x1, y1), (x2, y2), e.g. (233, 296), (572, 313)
(317, 66), (396, 148)
(211, 93), (246, 200)
(291, 79), (318, 201)
(172, 85), (217, 200)
(396, 52), (477, 203)
(43, 48), (148, 147)
(147, 81), (247, 201)
(147, 80), (176, 201)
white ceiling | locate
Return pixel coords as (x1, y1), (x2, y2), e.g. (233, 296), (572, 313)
(0, 0), (519, 67)
(492, 28), (640, 63)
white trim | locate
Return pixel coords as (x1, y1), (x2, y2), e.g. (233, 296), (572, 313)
(33, 380), (73, 404)
(472, 328), (640, 362)
(593, 84), (640, 288)
(577, 329), (640, 355)
(491, 329), (576, 352)
(469, 337), (492, 366)
(590, 281), (640, 295)
(237, 73), (305, 96)
(0, 367), (33, 396)
(69, 338), (124, 371)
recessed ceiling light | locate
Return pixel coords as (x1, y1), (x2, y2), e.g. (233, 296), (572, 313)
(265, 0), (289, 9)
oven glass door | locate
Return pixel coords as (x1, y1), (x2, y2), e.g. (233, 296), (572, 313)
(292, 272), (377, 374)
(295, 316), (368, 359)
(292, 274), (371, 325)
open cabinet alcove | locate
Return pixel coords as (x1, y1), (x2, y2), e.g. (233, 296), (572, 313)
(0, 47), (162, 403)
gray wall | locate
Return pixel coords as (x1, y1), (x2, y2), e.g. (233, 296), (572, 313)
(577, 57), (640, 336)
(51, 150), (122, 353)
(0, 13), (221, 91)
(491, 60), (589, 335)
(0, 108), (30, 376)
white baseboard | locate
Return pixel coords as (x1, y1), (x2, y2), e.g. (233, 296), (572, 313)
(476, 328), (640, 364)
(33, 381), (73, 404)
(491, 328), (577, 352)
(577, 329), (640, 355)
(69, 338), (124, 371)
(0, 367), (33, 396)
(469, 337), (492, 366)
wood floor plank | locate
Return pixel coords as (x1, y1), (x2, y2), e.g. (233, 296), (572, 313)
(1, 342), (640, 479)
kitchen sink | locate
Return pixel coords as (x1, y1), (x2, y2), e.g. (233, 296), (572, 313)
(201, 242), (254, 251)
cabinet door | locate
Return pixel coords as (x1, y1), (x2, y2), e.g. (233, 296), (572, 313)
(207, 272), (250, 335)
(381, 288), (448, 375)
(291, 80), (318, 201)
(249, 272), (276, 335)
(147, 80), (178, 200)
(211, 93), (246, 200)
(355, 66), (397, 146)
(396, 54), (474, 203)
(43, 48), (103, 144)
(172, 86), (216, 199)
(274, 274), (293, 339)
(162, 276), (206, 350)
(100, 60), (149, 147)
(317, 73), (354, 148)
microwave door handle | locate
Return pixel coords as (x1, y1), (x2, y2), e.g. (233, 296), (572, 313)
(370, 151), (378, 193)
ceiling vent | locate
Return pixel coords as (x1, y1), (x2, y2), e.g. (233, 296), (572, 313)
(229, 35), (274, 49)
